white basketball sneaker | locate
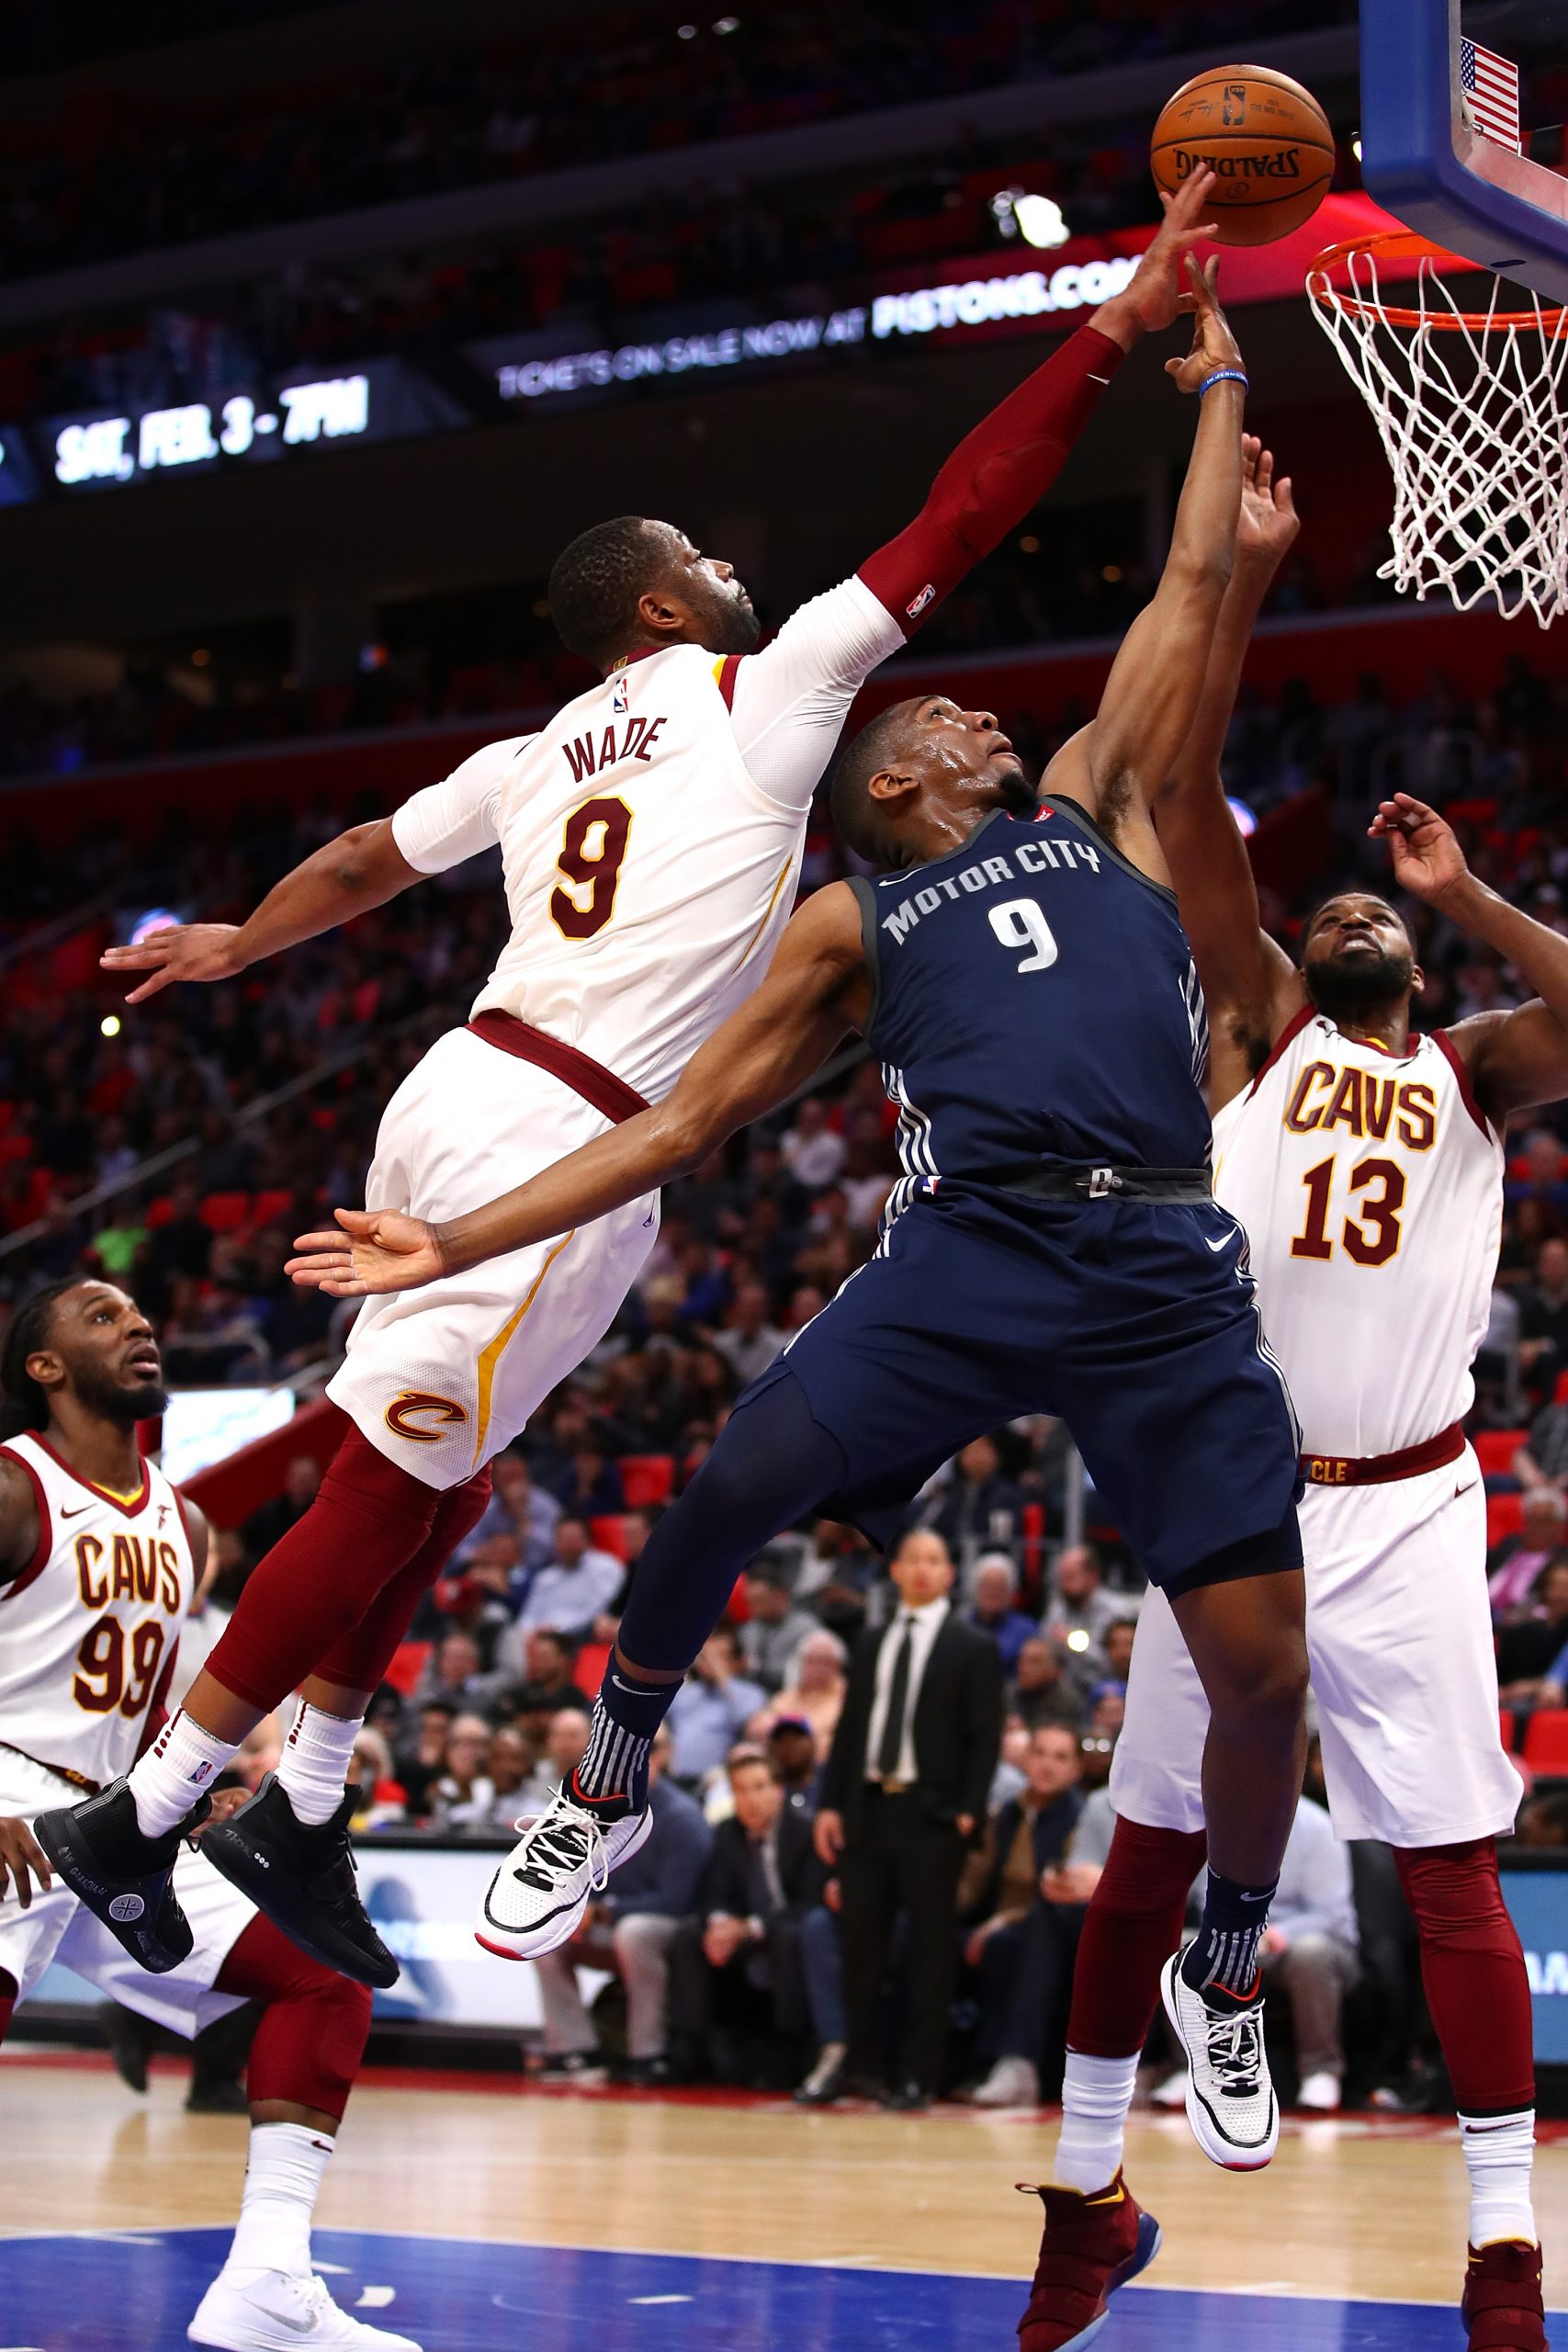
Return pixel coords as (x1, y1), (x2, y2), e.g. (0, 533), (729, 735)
(188, 2267), (422, 2350)
(1159, 1950), (1279, 2171)
(474, 1783), (652, 1961)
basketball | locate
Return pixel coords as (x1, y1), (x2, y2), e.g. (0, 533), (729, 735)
(1151, 64), (1335, 247)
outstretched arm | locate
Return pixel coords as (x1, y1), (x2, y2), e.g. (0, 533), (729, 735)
(288, 885), (871, 1295)
(1154, 437), (1305, 1107)
(858, 175), (1219, 635)
(1372, 796), (1568, 1120)
(1075, 259), (1247, 865)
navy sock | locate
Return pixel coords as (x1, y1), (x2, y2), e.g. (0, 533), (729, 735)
(571, 1667), (675, 1813)
(1179, 1868), (1277, 1999)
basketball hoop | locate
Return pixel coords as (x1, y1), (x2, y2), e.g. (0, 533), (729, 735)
(1307, 230), (1568, 627)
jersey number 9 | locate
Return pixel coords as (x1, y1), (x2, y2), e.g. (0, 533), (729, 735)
(551, 797), (633, 941)
(988, 899), (1059, 974)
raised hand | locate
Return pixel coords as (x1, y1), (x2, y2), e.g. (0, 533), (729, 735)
(287, 1207), (449, 1297)
(1235, 434), (1299, 566)
(100, 923), (246, 1004)
(1098, 171), (1219, 343)
(1369, 792), (1470, 904)
(1164, 254), (1242, 393)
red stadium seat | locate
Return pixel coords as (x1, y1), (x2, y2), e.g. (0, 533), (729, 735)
(200, 1191), (251, 1231)
(145, 1194), (175, 1228)
(1523, 1708), (1568, 1775)
(1488, 1492), (1526, 1547)
(590, 1514), (629, 1561)
(1473, 1430), (1529, 1479)
(620, 1454), (674, 1508)
(383, 1641), (430, 1697)
(1555, 1370), (1568, 1406)
(574, 1642), (611, 1700)
(1500, 1709), (1517, 1753)
(250, 1187), (294, 1228)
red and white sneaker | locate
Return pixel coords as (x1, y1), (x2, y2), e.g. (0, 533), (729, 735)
(1015, 2171), (1162, 2352)
(1462, 2241), (1547, 2352)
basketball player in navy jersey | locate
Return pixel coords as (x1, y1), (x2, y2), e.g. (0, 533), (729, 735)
(290, 263), (1304, 2178)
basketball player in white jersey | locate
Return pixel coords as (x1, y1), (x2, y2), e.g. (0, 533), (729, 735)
(40, 175), (1224, 1991)
(0, 1279), (414, 2352)
(1021, 446), (1555, 2352)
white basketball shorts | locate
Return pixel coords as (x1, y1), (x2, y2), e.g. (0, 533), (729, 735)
(1111, 1445), (1524, 1849)
(0, 1754), (253, 2034)
(328, 1025), (660, 1492)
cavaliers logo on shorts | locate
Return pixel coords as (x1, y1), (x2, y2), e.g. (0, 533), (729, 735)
(384, 1390), (468, 1442)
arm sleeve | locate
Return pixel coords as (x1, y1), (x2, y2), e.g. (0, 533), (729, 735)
(722, 320), (1125, 817)
(389, 735), (529, 874)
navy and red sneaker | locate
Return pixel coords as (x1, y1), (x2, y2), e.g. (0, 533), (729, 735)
(1462, 2241), (1547, 2352)
(1015, 2171), (1162, 2352)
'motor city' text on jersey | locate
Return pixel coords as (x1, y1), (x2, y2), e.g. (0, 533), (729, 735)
(1212, 1008), (1505, 1457)
(0, 1434), (195, 1791)
(852, 797), (1212, 1208)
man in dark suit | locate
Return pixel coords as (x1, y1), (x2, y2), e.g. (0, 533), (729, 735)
(816, 1527), (1005, 2109)
(670, 1747), (845, 2091)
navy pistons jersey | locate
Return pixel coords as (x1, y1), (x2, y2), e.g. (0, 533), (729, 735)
(852, 797), (1211, 1205)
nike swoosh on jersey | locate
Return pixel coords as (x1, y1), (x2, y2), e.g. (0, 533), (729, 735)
(60, 1505), (93, 1520)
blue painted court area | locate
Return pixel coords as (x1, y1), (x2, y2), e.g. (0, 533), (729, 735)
(1, 2230), (1559, 2352)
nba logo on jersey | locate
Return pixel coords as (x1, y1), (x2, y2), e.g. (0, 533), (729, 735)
(612, 673), (629, 715)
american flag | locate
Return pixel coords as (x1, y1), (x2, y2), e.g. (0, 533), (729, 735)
(1461, 37), (1522, 154)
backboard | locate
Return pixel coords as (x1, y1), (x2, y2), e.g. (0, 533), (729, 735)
(1359, 0), (1568, 299)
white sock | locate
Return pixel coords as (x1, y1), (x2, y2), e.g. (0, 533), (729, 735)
(128, 1710), (236, 1838)
(1460, 2108), (1537, 2248)
(277, 1701), (362, 1827)
(224, 2120), (333, 2280)
(1054, 2049), (1140, 2193)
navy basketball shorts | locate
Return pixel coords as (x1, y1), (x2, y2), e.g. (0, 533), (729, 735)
(750, 1184), (1303, 1597)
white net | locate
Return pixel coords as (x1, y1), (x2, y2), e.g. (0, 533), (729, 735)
(1307, 242), (1568, 628)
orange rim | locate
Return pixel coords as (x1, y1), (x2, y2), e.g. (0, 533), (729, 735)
(1307, 230), (1568, 333)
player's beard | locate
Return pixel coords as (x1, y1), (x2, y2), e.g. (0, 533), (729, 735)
(73, 1362), (170, 1428)
(1304, 943), (1416, 1023)
(708, 596), (761, 654)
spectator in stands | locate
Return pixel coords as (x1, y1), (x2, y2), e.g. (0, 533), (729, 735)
(533, 1727), (712, 2085)
(1489, 1487), (1568, 1621)
(771, 1628), (849, 1760)
(1043, 1544), (1124, 1660)
(516, 1706), (592, 1815)
(455, 1448), (561, 1579)
(1101, 1618), (1136, 1687)
(739, 1564), (818, 1693)
(1162, 1793), (1359, 2113)
(393, 1701), (457, 1817)
(1512, 1790), (1568, 1849)
(1498, 1560), (1568, 1702)
(412, 1629), (510, 1716)
(508, 1516), (624, 1643)
(710, 1283), (786, 1389)
(670, 1749), (845, 2097)
(241, 1453), (322, 1560)
(428, 1714), (495, 1829)
(817, 1528), (1004, 2109)
(1518, 1236), (1568, 1402)
(457, 1724), (533, 1830)
(345, 1728), (406, 1831)
(667, 1629), (769, 1787)
(963, 1724), (1086, 2107)
(1009, 1635), (1086, 1733)
(780, 1097), (846, 1191)
(930, 1434), (1028, 1579)
(552, 1442), (625, 1520)
(966, 1555), (1040, 1670)
(766, 1715), (821, 1808)
(503, 1628), (589, 1732)
(428, 1567), (513, 1669)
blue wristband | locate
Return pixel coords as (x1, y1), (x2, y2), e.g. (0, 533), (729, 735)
(1200, 368), (1248, 396)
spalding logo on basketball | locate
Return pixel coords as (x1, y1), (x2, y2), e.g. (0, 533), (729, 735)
(1151, 65), (1335, 247)
(107, 1893), (146, 1922)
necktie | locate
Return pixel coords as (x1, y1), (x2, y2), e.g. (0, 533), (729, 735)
(876, 1616), (916, 1779)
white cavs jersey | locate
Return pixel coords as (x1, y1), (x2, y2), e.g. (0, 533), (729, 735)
(0, 1434), (195, 1792)
(390, 579), (904, 1102)
(1212, 1007), (1505, 1458)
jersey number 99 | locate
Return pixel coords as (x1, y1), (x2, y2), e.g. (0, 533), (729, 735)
(73, 1616), (166, 1719)
(551, 797), (633, 940)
